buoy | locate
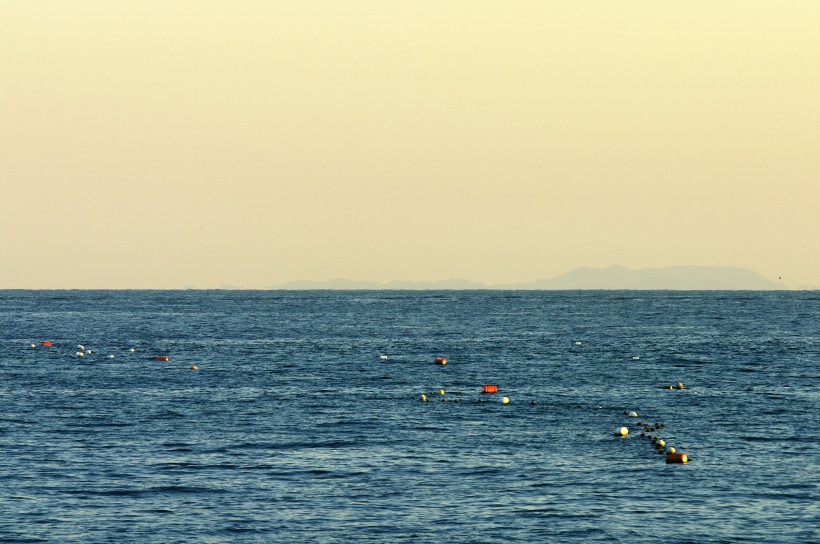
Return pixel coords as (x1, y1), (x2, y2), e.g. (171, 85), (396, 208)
(434, 357), (447, 365)
(86, 349), (92, 354)
(420, 393), (427, 402)
(108, 355), (115, 359)
(191, 365), (199, 371)
(30, 344), (36, 348)
(632, 356), (640, 360)
(657, 439), (666, 449)
(666, 453), (689, 464)
(76, 352), (84, 357)
(616, 426), (629, 437)
(380, 355), (388, 361)
(668, 447), (676, 454)
(439, 389), (445, 396)
(41, 341), (53, 347)
(501, 396), (510, 404)
(482, 385), (498, 394)
(129, 348), (135, 352)
(575, 341), (583, 346)
(677, 382), (684, 390)
(665, 385), (674, 390)
(155, 356), (169, 361)
(628, 411), (638, 417)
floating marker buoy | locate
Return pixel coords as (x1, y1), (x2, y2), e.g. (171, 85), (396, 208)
(191, 365), (199, 371)
(677, 383), (684, 390)
(439, 389), (445, 396)
(657, 439), (666, 449)
(380, 355), (388, 361)
(76, 352), (84, 357)
(129, 348), (135, 352)
(30, 344), (36, 348)
(108, 355), (115, 359)
(41, 341), (53, 347)
(86, 349), (92, 354)
(434, 357), (447, 365)
(665, 385), (674, 390)
(482, 385), (498, 394)
(668, 447), (676, 454)
(629, 411), (639, 417)
(78, 345), (84, 350)
(666, 453), (688, 464)
(632, 356), (640, 360)
(420, 393), (427, 402)
(501, 396), (510, 404)
(575, 341), (583, 346)
(155, 356), (169, 361)
(616, 426), (629, 437)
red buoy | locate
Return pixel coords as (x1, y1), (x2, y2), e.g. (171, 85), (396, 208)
(482, 385), (498, 394)
(154, 355), (169, 361)
(666, 453), (689, 464)
(435, 357), (447, 365)
(40, 341), (53, 347)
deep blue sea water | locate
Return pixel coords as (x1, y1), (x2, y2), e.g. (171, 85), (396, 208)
(0, 290), (817, 543)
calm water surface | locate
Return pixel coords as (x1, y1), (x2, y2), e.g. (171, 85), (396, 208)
(1, 290), (817, 543)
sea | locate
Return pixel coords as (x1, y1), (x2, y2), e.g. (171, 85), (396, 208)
(0, 290), (817, 543)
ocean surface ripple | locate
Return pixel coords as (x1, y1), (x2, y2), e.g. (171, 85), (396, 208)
(1, 290), (817, 543)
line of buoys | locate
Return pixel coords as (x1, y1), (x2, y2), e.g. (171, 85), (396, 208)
(434, 357), (447, 365)
(661, 382), (685, 390)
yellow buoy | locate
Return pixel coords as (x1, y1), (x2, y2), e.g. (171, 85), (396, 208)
(501, 396), (510, 405)
(439, 389), (445, 396)
(617, 427), (629, 437)
(668, 447), (676, 454)
(677, 382), (684, 390)
(420, 394), (427, 402)
(191, 365), (199, 370)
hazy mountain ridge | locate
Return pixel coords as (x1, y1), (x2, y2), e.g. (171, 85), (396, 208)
(272, 266), (789, 290)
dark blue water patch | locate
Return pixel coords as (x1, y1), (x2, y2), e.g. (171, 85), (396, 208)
(1, 290), (818, 543)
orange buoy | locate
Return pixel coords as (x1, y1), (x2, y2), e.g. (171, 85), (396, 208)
(154, 355), (169, 361)
(665, 453), (689, 464)
(434, 357), (447, 365)
(41, 341), (53, 347)
(482, 385), (498, 394)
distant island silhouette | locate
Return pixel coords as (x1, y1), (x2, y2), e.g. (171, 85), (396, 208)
(272, 265), (788, 290)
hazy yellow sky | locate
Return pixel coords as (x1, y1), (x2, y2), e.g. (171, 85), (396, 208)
(2, 1), (818, 288)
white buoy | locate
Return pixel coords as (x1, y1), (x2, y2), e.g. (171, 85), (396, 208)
(632, 356), (640, 360)
(502, 396), (510, 404)
(129, 348), (135, 352)
(86, 349), (92, 354)
(76, 352), (84, 357)
(616, 427), (629, 437)
(629, 411), (639, 417)
(78, 345), (84, 350)
(575, 341), (583, 346)
(108, 355), (115, 359)
(31, 344), (37, 348)
(380, 355), (388, 361)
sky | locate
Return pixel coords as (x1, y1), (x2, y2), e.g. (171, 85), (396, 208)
(1, 0), (818, 289)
